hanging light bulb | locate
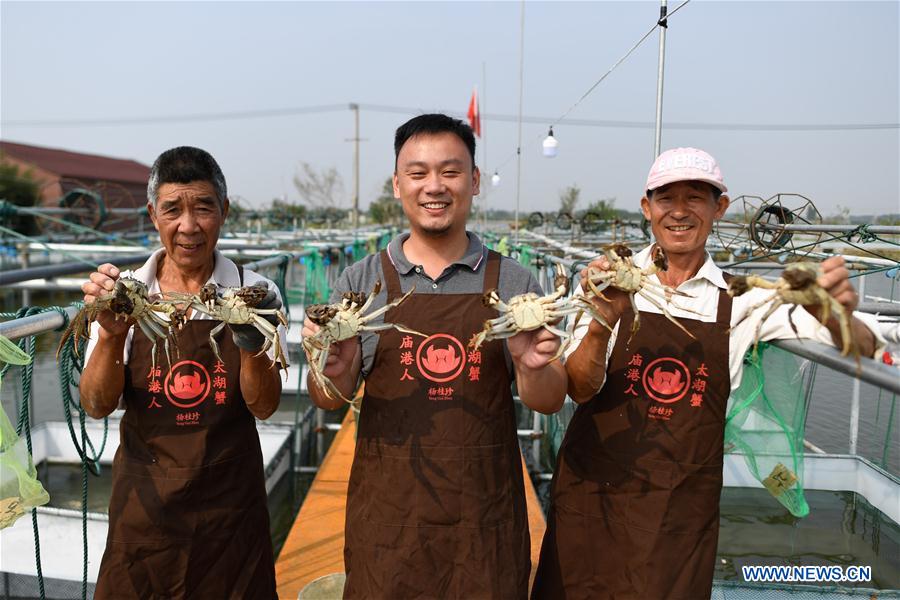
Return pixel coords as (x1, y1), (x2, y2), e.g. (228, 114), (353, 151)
(491, 171), (501, 187)
(542, 126), (558, 158)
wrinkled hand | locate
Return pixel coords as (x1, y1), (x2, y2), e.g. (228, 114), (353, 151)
(803, 256), (858, 322)
(579, 256), (630, 328)
(301, 317), (360, 378)
(231, 287), (281, 352)
(817, 256), (858, 312)
(508, 327), (562, 371)
(81, 263), (130, 338)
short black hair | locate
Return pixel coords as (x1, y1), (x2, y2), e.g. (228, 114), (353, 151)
(147, 146), (227, 210)
(647, 180), (722, 201)
(394, 113), (476, 169)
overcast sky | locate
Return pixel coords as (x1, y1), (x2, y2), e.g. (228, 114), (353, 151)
(2, 1), (898, 219)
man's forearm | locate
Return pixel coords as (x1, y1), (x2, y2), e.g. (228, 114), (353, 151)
(827, 315), (876, 358)
(240, 351), (282, 419)
(308, 353), (362, 410)
(516, 360), (567, 414)
(80, 333), (127, 418)
(566, 322), (613, 404)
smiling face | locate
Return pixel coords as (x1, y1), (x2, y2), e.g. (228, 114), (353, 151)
(393, 131), (479, 238)
(148, 180), (228, 273)
(641, 180), (729, 259)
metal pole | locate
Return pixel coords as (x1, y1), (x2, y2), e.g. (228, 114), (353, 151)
(19, 244), (31, 306)
(514, 0), (525, 246)
(849, 274), (865, 455)
(316, 407), (326, 464)
(653, 0), (668, 158)
(351, 102), (360, 233)
(482, 61), (488, 236)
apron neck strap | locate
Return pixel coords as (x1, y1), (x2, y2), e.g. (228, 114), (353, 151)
(380, 250), (403, 301)
(716, 273), (734, 327)
(482, 250), (501, 293)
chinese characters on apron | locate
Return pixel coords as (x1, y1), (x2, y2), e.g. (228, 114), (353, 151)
(95, 268), (276, 600)
(343, 250), (530, 599)
(533, 286), (733, 600)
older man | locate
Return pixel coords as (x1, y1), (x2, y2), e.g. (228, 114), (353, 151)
(303, 114), (567, 598)
(80, 146), (284, 599)
(532, 147), (884, 599)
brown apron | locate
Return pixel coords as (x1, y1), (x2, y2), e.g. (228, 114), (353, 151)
(343, 250), (530, 599)
(532, 284), (733, 600)
(95, 269), (276, 600)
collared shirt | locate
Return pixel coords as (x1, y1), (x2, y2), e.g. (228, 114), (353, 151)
(567, 245), (888, 391)
(84, 248), (287, 368)
(331, 231), (543, 376)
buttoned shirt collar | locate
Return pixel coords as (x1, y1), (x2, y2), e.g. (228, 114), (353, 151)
(129, 248), (240, 292)
(634, 244), (728, 290)
(386, 231), (487, 276)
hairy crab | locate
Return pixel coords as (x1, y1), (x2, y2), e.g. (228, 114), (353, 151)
(303, 281), (424, 405)
(469, 263), (613, 361)
(167, 282), (289, 371)
(727, 262), (854, 357)
(583, 243), (701, 343)
(57, 276), (175, 370)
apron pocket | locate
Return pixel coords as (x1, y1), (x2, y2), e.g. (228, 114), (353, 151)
(460, 444), (515, 527)
(363, 450), (462, 527)
(107, 470), (198, 542)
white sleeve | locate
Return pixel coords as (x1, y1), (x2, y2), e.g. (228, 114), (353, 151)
(564, 285), (618, 391)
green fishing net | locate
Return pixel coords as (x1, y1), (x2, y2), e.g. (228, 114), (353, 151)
(725, 341), (811, 517)
(542, 341), (812, 517)
(0, 334), (50, 529)
(303, 248), (330, 305)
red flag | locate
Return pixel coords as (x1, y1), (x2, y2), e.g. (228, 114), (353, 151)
(467, 88), (481, 137)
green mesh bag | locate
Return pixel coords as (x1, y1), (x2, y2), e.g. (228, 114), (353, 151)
(0, 334), (50, 529)
(725, 341), (811, 517)
(303, 248), (330, 305)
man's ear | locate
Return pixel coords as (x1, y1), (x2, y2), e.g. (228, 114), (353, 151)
(222, 197), (230, 220)
(714, 194), (730, 220)
(392, 173), (401, 199)
(640, 196), (652, 221)
(147, 201), (159, 230)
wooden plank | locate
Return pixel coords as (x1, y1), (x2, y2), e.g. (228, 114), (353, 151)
(275, 412), (547, 598)
(275, 410), (355, 599)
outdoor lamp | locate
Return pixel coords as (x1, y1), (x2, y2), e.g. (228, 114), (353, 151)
(542, 127), (558, 158)
(491, 171), (501, 187)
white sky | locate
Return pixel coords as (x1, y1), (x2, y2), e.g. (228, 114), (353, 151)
(2, 1), (898, 218)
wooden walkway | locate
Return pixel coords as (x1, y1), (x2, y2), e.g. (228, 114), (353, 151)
(275, 411), (547, 598)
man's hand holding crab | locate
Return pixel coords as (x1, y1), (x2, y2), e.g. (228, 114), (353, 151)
(302, 316), (362, 410)
(83, 263), (131, 338)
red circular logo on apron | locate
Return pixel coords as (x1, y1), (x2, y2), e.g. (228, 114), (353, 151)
(164, 360), (211, 408)
(416, 334), (467, 383)
(642, 357), (691, 404)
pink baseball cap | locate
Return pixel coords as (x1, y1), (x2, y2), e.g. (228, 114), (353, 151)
(645, 147), (727, 194)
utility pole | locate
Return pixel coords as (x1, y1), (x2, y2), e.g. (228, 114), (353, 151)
(349, 103), (361, 232)
(653, 0), (668, 158)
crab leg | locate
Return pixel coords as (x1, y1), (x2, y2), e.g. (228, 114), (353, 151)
(637, 290), (696, 340)
(208, 321), (227, 364)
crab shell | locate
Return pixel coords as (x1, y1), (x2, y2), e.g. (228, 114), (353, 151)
(492, 292), (553, 331)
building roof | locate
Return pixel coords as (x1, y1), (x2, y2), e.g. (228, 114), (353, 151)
(0, 140), (150, 184)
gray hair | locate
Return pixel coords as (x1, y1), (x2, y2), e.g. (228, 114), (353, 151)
(147, 146), (227, 210)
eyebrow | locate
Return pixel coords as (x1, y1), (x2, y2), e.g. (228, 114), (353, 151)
(403, 159), (466, 170)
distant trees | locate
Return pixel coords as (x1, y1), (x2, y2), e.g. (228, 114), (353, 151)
(558, 184), (580, 215)
(367, 178), (403, 226)
(0, 160), (40, 235)
(293, 162), (345, 209)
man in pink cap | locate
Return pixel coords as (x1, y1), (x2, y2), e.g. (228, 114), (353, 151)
(532, 148), (882, 599)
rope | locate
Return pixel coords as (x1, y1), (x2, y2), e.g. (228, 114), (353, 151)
(0, 307), (47, 599)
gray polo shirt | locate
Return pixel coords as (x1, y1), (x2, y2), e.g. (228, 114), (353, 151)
(331, 231), (543, 377)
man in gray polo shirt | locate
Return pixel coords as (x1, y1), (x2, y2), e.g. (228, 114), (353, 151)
(302, 113), (566, 598)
